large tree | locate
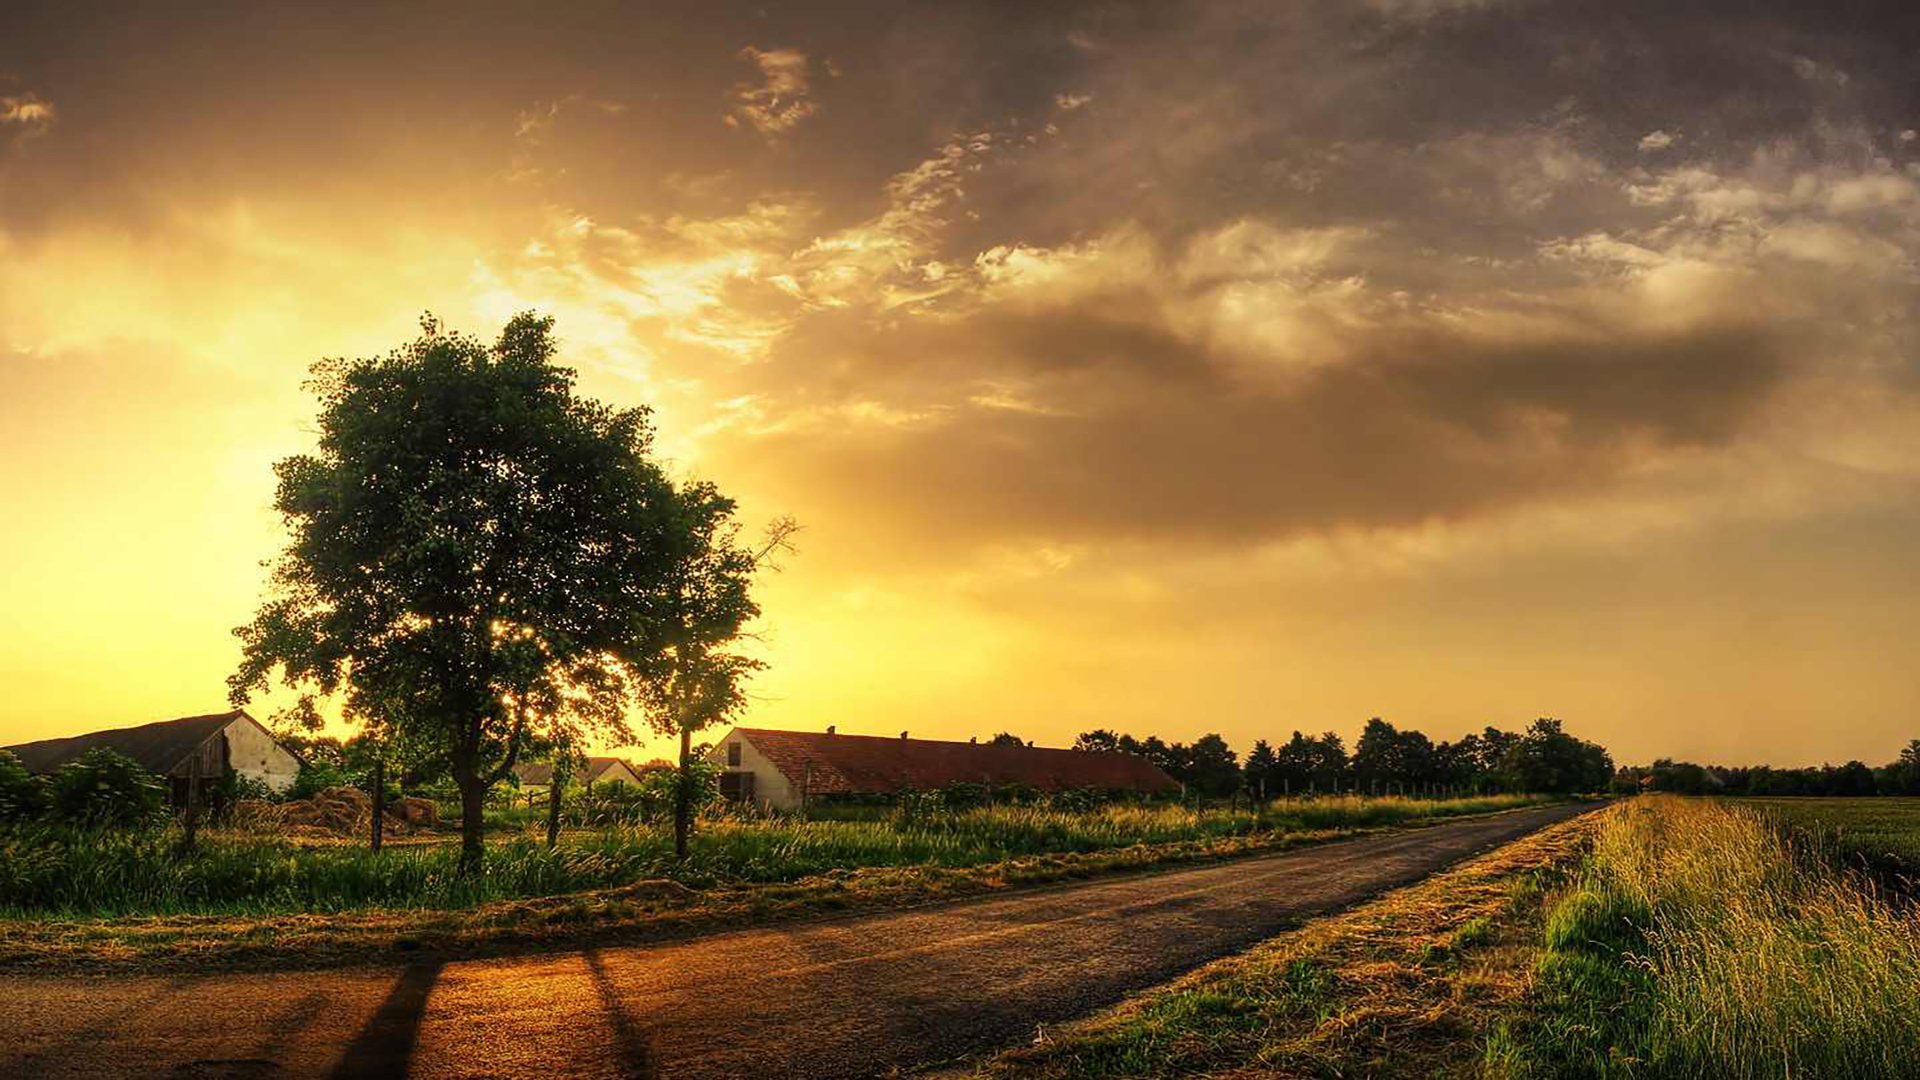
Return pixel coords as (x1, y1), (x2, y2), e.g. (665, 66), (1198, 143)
(1183, 733), (1242, 799)
(1501, 718), (1613, 794)
(232, 313), (730, 871)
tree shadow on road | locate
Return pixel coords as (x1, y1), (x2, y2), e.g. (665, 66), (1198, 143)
(584, 948), (658, 1079)
(329, 960), (443, 1079)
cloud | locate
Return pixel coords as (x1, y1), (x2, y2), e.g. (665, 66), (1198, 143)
(0, 92), (55, 142)
(470, 0), (1920, 568)
(670, 213), (1809, 550)
(726, 47), (820, 137)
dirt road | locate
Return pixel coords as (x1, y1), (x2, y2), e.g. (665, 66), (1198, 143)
(0, 803), (1591, 1079)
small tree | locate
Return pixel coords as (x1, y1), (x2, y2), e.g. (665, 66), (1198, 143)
(545, 743), (581, 849)
(1243, 739), (1278, 801)
(1889, 740), (1920, 796)
(641, 501), (796, 861)
(232, 313), (720, 872)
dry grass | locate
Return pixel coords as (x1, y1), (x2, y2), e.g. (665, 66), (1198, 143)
(967, 811), (1600, 1079)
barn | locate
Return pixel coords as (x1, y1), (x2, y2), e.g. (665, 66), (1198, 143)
(512, 756), (648, 795)
(707, 726), (1180, 810)
(3, 709), (300, 804)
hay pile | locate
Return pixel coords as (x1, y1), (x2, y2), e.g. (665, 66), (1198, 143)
(282, 786), (374, 832)
(392, 796), (439, 827)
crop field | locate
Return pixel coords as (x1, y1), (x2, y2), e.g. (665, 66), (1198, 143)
(1735, 796), (1920, 878)
(0, 794), (1548, 920)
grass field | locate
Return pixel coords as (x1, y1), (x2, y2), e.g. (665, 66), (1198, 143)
(0, 794), (1549, 920)
(1735, 796), (1920, 879)
(972, 796), (1920, 1080)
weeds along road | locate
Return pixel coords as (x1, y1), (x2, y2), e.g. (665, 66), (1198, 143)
(1, 802), (1593, 1080)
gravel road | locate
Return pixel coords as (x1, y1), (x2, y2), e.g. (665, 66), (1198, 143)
(0, 802), (1592, 1079)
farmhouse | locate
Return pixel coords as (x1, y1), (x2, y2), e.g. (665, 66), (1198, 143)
(512, 756), (648, 793)
(707, 726), (1181, 810)
(3, 709), (299, 803)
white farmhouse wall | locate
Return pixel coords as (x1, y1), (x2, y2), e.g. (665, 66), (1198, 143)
(707, 730), (800, 810)
(221, 717), (300, 793)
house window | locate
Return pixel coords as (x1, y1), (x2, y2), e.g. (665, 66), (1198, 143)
(719, 771), (756, 801)
(727, 741), (743, 767)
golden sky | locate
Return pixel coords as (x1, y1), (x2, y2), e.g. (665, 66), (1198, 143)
(5, 2), (1920, 767)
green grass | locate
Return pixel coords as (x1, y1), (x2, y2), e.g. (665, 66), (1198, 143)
(1514, 797), (1920, 1079)
(0, 794), (1550, 919)
(1734, 796), (1920, 880)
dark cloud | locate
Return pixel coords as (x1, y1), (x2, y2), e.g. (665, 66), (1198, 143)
(703, 295), (1791, 546)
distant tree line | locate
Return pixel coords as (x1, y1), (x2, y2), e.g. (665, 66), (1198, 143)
(1071, 717), (1612, 798)
(1620, 740), (1920, 797)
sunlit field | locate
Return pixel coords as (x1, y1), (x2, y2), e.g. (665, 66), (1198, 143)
(0, 794), (1548, 919)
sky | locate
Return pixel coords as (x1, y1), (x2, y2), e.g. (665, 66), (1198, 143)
(4, 0), (1920, 767)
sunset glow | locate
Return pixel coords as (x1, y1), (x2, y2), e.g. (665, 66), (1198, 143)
(5, 3), (1920, 766)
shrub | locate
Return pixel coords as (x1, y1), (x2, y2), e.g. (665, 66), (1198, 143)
(217, 770), (276, 808)
(562, 764), (721, 828)
(0, 749), (46, 823)
(890, 789), (947, 829)
(290, 759), (355, 800)
(46, 749), (167, 828)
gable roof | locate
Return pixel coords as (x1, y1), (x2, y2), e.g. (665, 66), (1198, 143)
(729, 728), (1180, 795)
(3, 711), (253, 776)
(514, 756), (642, 787)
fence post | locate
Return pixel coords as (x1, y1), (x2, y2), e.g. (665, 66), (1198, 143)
(370, 759), (385, 853)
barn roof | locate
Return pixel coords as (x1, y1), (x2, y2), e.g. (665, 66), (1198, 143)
(3, 711), (251, 775)
(514, 756), (640, 787)
(731, 728), (1180, 795)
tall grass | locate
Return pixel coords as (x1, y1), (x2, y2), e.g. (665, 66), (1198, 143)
(0, 793), (1549, 919)
(1523, 796), (1920, 1078)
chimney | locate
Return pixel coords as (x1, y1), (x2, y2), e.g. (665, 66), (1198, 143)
(900, 730), (909, 740)
(826, 725), (836, 735)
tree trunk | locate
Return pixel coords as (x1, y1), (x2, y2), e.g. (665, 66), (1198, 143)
(458, 772), (486, 875)
(545, 766), (565, 850)
(369, 759), (385, 854)
(674, 727), (692, 861)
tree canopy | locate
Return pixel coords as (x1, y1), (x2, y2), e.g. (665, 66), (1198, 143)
(232, 313), (764, 868)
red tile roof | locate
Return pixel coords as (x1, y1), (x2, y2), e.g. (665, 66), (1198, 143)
(732, 728), (1179, 795)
